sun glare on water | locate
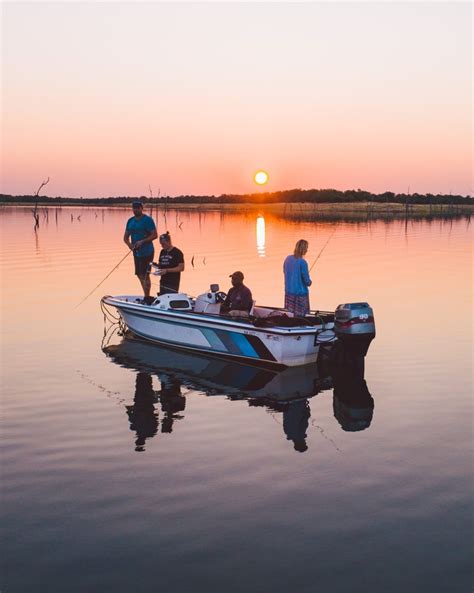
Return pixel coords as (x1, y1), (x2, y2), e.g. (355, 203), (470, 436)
(254, 170), (269, 185)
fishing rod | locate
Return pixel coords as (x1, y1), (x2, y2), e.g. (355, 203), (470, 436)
(74, 249), (133, 309)
(309, 229), (337, 272)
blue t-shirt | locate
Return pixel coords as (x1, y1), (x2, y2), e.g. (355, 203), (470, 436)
(283, 255), (312, 295)
(126, 214), (156, 257)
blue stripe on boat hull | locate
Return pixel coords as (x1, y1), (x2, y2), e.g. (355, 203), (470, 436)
(127, 326), (284, 368)
(120, 309), (277, 363)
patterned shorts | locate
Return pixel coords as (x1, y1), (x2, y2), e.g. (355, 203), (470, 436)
(284, 293), (310, 317)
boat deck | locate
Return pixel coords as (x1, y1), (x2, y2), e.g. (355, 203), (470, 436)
(104, 295), (334, 330)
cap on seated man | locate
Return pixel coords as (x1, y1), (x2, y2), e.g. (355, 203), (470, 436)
(221, 271), (253, 317)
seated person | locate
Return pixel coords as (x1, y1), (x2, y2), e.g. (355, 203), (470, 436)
(221, 271), (253, 317)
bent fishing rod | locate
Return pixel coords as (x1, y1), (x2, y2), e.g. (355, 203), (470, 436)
(309, 229), (337, 272)
(74, 249), (133, 309)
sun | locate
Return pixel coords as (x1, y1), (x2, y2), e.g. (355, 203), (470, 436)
(254, 170), (269, 185)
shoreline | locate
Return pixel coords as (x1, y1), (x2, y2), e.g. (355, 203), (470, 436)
(2, 201), (471, 222)
(2, 201), (473, 211)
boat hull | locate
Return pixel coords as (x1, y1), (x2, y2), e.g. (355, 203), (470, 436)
(104, 296), (322, 368)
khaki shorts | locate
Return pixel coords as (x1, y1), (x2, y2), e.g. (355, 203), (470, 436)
(229, 310), (249, 318)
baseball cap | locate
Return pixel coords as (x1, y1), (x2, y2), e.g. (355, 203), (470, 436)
(229, 271), (244, 281)
(132, 200), (143, 208)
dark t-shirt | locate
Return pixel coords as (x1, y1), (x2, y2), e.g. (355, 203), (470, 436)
(158, 247), (184, 293)
(222, 284), (253, 312)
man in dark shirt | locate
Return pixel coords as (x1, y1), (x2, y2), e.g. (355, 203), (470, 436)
(221, 271), (253, 317)
(156, 232), (185, 294)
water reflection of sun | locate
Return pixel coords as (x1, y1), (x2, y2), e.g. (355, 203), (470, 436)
(256, 215), (266, 257)
(254, 170), (269, 185)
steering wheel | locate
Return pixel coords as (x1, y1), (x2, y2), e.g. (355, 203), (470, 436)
(215, 291), (227, 303)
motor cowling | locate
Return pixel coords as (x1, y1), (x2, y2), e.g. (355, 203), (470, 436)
(334, 303), (375, 336)
(333, 303), (376, 360)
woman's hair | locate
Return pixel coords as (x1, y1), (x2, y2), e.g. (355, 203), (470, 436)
(294, 239), (309, 258)
(159, 231), (171, 242)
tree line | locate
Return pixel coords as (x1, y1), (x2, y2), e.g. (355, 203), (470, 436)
(1, 188), (472, 206)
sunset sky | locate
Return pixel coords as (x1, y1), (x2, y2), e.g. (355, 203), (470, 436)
(2, 1), (472, 198)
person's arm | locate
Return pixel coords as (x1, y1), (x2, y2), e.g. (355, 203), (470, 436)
(123, 230), (134, 251)
(133, 224), (158, 251)
(134, 229), (157, 251)
(301, 260), (312, 287)
(241, 288), (253, 312)
(221, 289), (232, 313)
(160, 262), (184, 273)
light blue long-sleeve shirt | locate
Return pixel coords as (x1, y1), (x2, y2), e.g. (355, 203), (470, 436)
(283, 255), (312, 295)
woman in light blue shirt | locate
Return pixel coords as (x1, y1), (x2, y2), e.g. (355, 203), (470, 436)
(283, 239), (312, 317)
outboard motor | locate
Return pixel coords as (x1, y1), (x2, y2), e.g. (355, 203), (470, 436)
(333, 302), (376, 362)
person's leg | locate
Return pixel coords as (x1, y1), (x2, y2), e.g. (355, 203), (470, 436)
(143, 273), (151, 298)
(134, 257), (144, 296)
(136, 274), (146, 295)
(135, 256), (152, 298)
(284, 293), (296, 316)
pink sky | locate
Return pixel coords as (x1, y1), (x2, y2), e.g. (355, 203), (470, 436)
(2, 2), (472, 198)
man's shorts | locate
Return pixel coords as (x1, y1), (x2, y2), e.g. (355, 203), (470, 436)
(134, 254), (153, 277)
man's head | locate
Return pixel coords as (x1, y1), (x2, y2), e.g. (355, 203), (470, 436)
(132, 200), (143, 216)
(159, 231), (172, 249)
(229, 271), (244, 287)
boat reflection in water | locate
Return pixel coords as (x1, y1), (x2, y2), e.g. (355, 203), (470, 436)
(125, 371), (186, 451)
(332, 359), (374, 432)
(103, 335), (374, 452)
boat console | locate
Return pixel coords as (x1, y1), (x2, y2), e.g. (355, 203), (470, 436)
(194, 284), (226, 314)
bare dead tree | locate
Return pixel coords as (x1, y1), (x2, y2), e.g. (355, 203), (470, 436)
(31, 177), (50, 230)
(148, 185), (154, 218)
(149, 185), (161, 228)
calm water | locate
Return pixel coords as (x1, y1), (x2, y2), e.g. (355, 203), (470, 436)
(1, 206), (472, 593)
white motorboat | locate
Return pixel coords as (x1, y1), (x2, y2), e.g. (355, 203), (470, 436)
(102, 284), (375, 368)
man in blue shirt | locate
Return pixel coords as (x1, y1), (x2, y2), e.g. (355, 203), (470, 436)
(123, 201), (157, 303)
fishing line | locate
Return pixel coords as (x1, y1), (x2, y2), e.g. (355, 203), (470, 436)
(75, 250), (133, 309)
(309, 229), (337, 272)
